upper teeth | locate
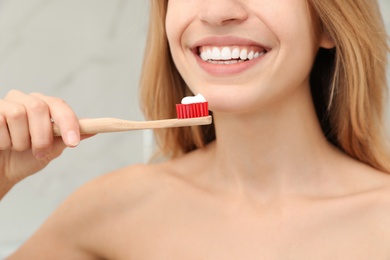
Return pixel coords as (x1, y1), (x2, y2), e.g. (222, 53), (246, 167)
(199, 46), (266, 62)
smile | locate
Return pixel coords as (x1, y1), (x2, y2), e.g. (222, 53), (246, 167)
(198, 46), (268, 64)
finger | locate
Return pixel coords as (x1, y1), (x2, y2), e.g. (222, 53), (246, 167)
(0, 114), (11, 150)
(25, 95), (53, 157)
(35, 136), (67, 162)
(31, 93), (80, 147)
(37, 134), (95, 163)
(0, 100), (31, 151)
(5, 90), (54, 156)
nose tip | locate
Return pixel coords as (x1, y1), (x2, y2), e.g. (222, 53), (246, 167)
(198, 0), (248, 26)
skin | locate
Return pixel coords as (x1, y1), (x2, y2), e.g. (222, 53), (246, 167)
(1, 0), (390, 259)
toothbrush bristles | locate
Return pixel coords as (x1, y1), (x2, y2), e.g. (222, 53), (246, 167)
(176, 102), (209, 119)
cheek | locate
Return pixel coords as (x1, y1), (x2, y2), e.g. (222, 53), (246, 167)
(165, 14), (183, 72)
(165, 13), (183, 74)
(165, 9), (178, 45)
(261, 4), (319, 73)
(165, 1), (199, 86)
(165, 1), (197, 46)
(251, 0), (317, 48)
(281, 7), (318, 51)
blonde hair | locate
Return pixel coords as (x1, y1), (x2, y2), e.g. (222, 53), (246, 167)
(309, 0), (390, 172)
(140, 0), (214, 159)
(140, 0), (390, 173)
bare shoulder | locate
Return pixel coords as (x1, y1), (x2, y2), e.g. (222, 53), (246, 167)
(344, 158), (390, 208)
(360, 173), (390, 254)
(11, 162), (183, 259)
(346, 164), (390, 242)
(75, 162), (187, 218)
(366, 170), (390, 220)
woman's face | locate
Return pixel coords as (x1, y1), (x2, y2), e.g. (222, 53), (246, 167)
(166, 0), (329, 113)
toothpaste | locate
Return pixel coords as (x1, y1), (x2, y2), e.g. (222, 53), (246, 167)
(176, 94), (209, 119)
(181, 94), (207, 105)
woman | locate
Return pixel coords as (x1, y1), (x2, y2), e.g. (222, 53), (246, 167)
(1, 0), (390, 258)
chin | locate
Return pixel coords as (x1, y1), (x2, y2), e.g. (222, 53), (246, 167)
(201, 92), (261, 115)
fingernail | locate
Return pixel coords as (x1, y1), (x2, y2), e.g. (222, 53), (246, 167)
(67, 130), (79, 147)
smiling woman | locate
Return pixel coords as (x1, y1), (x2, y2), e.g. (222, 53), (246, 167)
(1, 0), (390, 259)
(142, 0), (390, 172)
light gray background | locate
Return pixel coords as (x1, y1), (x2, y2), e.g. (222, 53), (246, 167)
(0, 0), (389, 257)
(0, 0), (151, 256)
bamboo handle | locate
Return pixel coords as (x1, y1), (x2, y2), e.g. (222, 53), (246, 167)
(52, 116), (212, 136)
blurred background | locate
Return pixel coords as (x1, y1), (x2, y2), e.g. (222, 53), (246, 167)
(0, 0), (150, 256)
(0, 0), (389, 257)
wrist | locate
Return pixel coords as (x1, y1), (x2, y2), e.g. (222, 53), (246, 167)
(0, 179), (14, 200)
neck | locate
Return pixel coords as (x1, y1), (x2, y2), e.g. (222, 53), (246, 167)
(208, 88), (337, 200)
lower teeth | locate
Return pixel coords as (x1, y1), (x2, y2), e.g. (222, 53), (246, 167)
(208, 59), (244, 64)
(202, 51), (266, 64)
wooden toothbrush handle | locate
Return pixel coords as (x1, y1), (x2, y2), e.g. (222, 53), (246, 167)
(52, 116), (212, 136)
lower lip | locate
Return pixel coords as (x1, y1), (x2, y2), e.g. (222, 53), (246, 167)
(194, 53), (267, 75)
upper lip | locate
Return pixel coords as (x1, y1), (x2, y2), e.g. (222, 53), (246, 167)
(190, 36), (272, 52)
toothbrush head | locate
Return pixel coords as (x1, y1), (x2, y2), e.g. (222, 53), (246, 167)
(176, 102), (209, 119)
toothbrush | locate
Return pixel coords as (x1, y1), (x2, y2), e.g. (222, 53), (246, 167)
(175, 93), (209, 119)
(53, 94), (211, 136)
(52, 116), (212, 136)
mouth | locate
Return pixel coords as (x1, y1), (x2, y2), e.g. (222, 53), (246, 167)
(196, 45), (269, 64)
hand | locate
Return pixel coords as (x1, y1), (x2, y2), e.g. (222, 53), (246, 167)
(0, 90), (81, 188)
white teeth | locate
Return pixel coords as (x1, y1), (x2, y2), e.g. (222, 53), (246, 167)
(199, 49), (213, 61)
(210, 60), (240, 64)
(200, 51), (208, 61)
(221, 47), (232, 60)
(199, 46), (267, 63)
(211, 47), (221, 60)
(224, 60), (239, 64)
(248, 51), (254, 60)
(232, 48), (240, 59)
(207, 49), (212, 60)
(239, 49), (248, 60)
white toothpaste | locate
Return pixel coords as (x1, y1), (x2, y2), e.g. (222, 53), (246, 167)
(181, 94), (207, 105)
